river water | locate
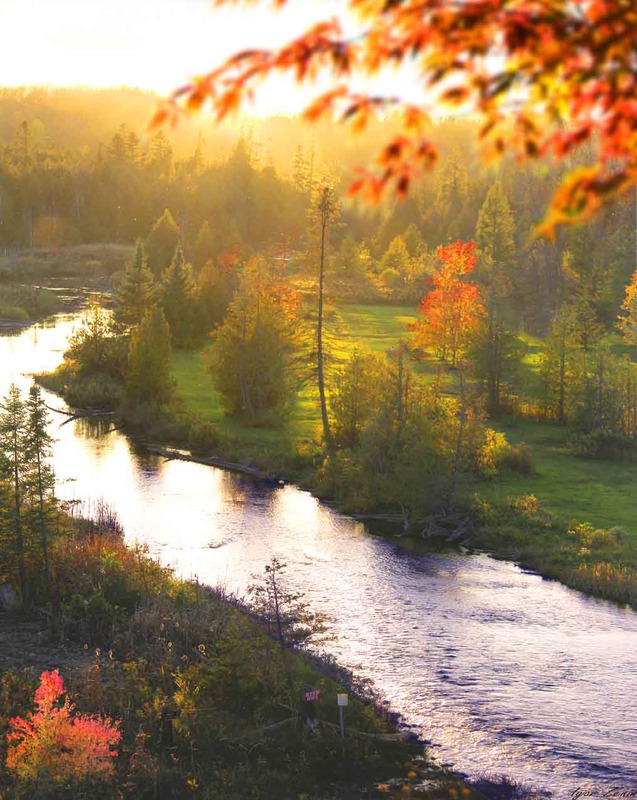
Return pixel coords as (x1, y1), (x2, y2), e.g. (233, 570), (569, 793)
(2, 312), (636, 798)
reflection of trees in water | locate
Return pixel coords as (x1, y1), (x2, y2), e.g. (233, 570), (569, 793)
(74, 416), (117, 439)
(217, 471), (285, 510)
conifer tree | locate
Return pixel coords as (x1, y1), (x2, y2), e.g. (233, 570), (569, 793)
(126, 305), (173, 406)
(475, 180), (517, 410)
(0, 384), (28, 603)
(160, 243), (197, 347)
(145, 208), (180, 277)
(193, 220), (215, 272)
(113, 240), (156, 331)
(24, 384), (55, 593)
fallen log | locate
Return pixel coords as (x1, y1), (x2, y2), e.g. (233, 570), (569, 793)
(144, 444), (282, 483)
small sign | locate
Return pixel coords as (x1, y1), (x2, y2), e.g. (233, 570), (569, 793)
(337, 693), (348, 707)
(304, 690), (322, 703)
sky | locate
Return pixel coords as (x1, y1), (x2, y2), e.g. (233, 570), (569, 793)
(0, 0), (350, 113)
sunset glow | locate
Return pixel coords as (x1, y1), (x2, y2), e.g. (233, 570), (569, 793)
(0, 0), (345, 111)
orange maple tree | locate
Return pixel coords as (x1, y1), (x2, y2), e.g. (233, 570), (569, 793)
(155, 0), (637, 235)
(409, 241), (484, 366)
(6, 670), (120, 784)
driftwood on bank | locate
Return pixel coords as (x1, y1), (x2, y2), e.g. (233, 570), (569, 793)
(43, 403), (117, 426)
(419, 513), (475, 543)
(144, 444), (282, 483)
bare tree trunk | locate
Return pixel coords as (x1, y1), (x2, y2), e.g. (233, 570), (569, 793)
(317, 208), (331, 447)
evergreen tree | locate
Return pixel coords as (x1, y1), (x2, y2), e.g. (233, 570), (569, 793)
(209, 257), (302, 424)
(0, 385), (28, 603)
(540, 308), (581, 423)
(126, 305), (173, 405)
(113, 240), (156, 331)
(24, 384), (55, 594)
(193, 220), (215, 272)
(145, 208), (180, 277)
(312, 185), (338, 447)
(160, 243), (197, 347)
(475, 180), (517, 410)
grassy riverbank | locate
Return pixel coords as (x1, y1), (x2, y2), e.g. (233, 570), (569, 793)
(167, 304), (637, 609)
(0, 244), (131, 323)
(0, 511), (482, 800)
(38, 301), (637, 609)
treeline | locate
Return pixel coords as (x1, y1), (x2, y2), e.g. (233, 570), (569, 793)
(1, 87), (634, 338)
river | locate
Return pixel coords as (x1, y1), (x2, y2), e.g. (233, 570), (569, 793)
(1, 311), (636, 798)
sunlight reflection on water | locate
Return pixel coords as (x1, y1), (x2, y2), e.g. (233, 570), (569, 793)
(2, 314), (637, 796)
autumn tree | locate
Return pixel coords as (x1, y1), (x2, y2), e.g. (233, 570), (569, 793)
(159, 1), (637, 232)
(409, 241), (484, 367)
(330, 350), (386, 450)
(618, 270), (637, 358)
(7, 669), (120, 784)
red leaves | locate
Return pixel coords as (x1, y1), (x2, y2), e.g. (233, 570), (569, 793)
(7, 670), (120, 784)
(411, 240), (484, 365)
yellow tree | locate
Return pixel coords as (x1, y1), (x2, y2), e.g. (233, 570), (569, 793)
(618, 270), (637, 358)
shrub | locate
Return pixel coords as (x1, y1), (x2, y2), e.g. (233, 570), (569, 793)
(187, 420), (219, 454)
(6, 670), (120, 785)
(500, 443), (534, 475)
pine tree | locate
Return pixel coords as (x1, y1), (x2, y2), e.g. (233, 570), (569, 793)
(475, 180), (517, 410)
(193, 221), (215, 272)
(113, 240), (156, 331)
(0, 384), (28, 603)
(24, 385), (55, 594)
(209, 257), (302, 424)
(126, 305), (173, 406)
(145, 208), (180, 277)
(161, 244), (197, 347)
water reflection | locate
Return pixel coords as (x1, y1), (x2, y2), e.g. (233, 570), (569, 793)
(1, 315), (636, 795)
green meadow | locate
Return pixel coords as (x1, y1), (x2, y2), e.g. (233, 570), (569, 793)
(172, 303), (637, 543)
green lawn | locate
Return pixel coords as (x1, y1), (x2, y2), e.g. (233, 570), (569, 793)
(172, 304), (420, 451)
(488, 418), (637, 539)
(171, 304), (637, 540)
(336, 303), (416, 354)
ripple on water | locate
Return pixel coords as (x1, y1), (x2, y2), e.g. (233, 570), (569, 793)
(2, 314), (637, 799)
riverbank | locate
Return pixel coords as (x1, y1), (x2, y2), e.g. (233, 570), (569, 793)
(36, 299), (637, 612)
(0, 511), (487, 800)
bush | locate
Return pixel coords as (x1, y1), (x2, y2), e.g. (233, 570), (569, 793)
(187, 420), (219, 454)
(500, 443), (534, 475)
(65, 372), (123, 409)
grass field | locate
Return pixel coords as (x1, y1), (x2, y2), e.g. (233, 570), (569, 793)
(171, 303), (637, 541)
(172, 304), (419, 452)
(490, 418), (637, 539)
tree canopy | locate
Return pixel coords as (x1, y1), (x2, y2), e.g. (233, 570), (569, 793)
(157, 0), (637, 235)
